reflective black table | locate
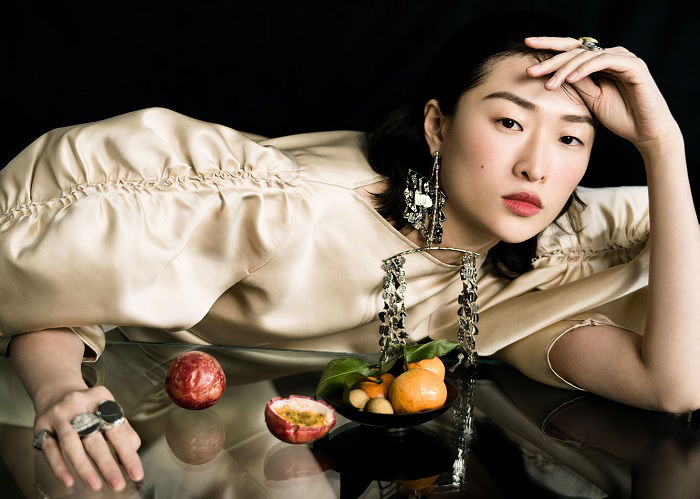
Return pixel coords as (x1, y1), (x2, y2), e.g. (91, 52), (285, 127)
(0, 340), (698, 498)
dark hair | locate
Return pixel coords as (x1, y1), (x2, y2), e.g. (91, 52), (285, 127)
(366, 10), (596, 279)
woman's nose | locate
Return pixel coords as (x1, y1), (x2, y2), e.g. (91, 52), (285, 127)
(513, 142), (548, 182)
(517, 165), (545, 182)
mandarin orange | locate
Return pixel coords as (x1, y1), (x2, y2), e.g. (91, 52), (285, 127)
(388, 368), (446, 414)
(359, 372), (395, 399)
(407, 356), (445, 380)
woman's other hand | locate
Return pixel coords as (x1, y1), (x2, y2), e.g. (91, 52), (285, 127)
(33, 385), (143, 492)
(524, 36), (682, 152)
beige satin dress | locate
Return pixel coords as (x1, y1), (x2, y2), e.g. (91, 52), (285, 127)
(0, 107), (650, 392)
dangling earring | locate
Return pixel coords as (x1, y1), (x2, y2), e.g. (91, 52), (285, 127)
(403, 151), (447, 247)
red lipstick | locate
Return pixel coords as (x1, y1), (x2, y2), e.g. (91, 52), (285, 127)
(502, 192), (543, 216)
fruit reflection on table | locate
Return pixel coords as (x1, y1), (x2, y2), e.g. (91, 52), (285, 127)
(309, 422), (454, 497)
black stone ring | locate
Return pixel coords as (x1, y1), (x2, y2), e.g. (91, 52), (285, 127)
(96, 400), (126, 431)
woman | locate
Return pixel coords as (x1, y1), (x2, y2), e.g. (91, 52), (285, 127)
(1, 11), (696, 493)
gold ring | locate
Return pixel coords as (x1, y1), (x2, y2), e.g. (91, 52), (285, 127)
(577, 36), (599, 44)
(577, 36), (604, 51)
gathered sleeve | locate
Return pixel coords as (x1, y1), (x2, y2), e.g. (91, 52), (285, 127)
(0, 107), (300, 360)
(428, 185), (650, 391)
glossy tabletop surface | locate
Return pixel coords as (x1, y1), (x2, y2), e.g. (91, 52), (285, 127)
(1, 340), (698, 498)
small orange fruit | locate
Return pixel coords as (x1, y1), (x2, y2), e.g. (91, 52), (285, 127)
(359, 373), (395, 399)
(389, 368), (447, 414)
(407, 356), (445, 380)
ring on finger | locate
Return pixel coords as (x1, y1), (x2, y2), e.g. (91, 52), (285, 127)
(70, 413), (102, 439)
(95, 399), (126, 431)
(577, 36), (604, 51)
(32, 429), (54, 450)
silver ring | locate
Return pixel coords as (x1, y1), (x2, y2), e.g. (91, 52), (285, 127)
(578, 36), (604, 51)
(32, 429), (53, 450)
(96, 399), (126, 431)
(70, 413), (102, 439)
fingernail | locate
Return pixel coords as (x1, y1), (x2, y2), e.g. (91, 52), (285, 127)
(62, 474), (74, 487)
(567, 71), (579, 81)
(528, 64), (541, 73)
(110, 478), (125, 491)
(89, 476), (102, 491)
(130, 465), (144, 481)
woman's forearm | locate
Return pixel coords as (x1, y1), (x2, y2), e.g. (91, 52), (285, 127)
(10, 328), (89, 413)
(636, 131), (700, 408)
(10, 329), (145, 490)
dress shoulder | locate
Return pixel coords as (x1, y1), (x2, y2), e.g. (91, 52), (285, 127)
(261, 129), (386, 189)
(0, 107), (302, 359)
(532, 185), (649, 278)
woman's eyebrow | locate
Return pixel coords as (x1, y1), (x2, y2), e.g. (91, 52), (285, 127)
(482, 91), (595, 128)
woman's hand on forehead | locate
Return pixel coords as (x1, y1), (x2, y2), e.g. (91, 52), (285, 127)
(524, 36), (636, 89)
(521, 36), (680, 150)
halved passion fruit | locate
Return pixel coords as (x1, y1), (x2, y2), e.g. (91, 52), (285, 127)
(265, 395), (336, 444)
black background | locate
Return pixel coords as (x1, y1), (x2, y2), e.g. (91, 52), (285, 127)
(1, 0), (697, 204)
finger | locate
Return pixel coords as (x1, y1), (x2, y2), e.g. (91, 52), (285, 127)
(83, 432), (127, 491)
(571, 75), (622, 113)
(123, 419), (142, 450)
(55, 422), (103, 492)
(526, 37), (636, 56)
(525, 36), (594, 51)
(565, 52), (646, 85)
(526, 48), (604, 88)
(566, 74), (603, 104)
(602, 46), (636, 56)
(526, 47), (589, 76)
(103, 420), (144, 483)
(39, 434), (76, 488)
(544, 50), (609, 90)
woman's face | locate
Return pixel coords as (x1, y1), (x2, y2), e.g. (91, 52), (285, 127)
(424, 53), (595, 248)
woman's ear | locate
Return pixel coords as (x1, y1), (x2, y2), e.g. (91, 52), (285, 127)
(423, 99), (448, 153)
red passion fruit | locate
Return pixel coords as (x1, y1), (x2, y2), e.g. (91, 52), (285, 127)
(165, 351), (226, 410)
(264, 395), (336, 444)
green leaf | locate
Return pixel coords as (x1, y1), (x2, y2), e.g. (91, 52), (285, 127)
(344, 372), (369, 391)
(404, 339), (462, 363)
(315, 358), (371, 398)
(381, 352), (399, 373)
(369, 351), (399, 377)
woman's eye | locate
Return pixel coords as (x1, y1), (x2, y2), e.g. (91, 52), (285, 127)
(560, 136), (584, 146)
(496, 118), (522, 130)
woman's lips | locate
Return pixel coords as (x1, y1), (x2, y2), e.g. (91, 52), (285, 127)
(501, 196), (542, 216)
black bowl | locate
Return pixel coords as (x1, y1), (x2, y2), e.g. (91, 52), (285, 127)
(322, 379), (459, 431)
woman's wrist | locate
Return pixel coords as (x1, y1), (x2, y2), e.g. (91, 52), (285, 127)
(9, 328), (90, 414)
(33, 379), (90, 415)
(635, 125), (684, 163)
